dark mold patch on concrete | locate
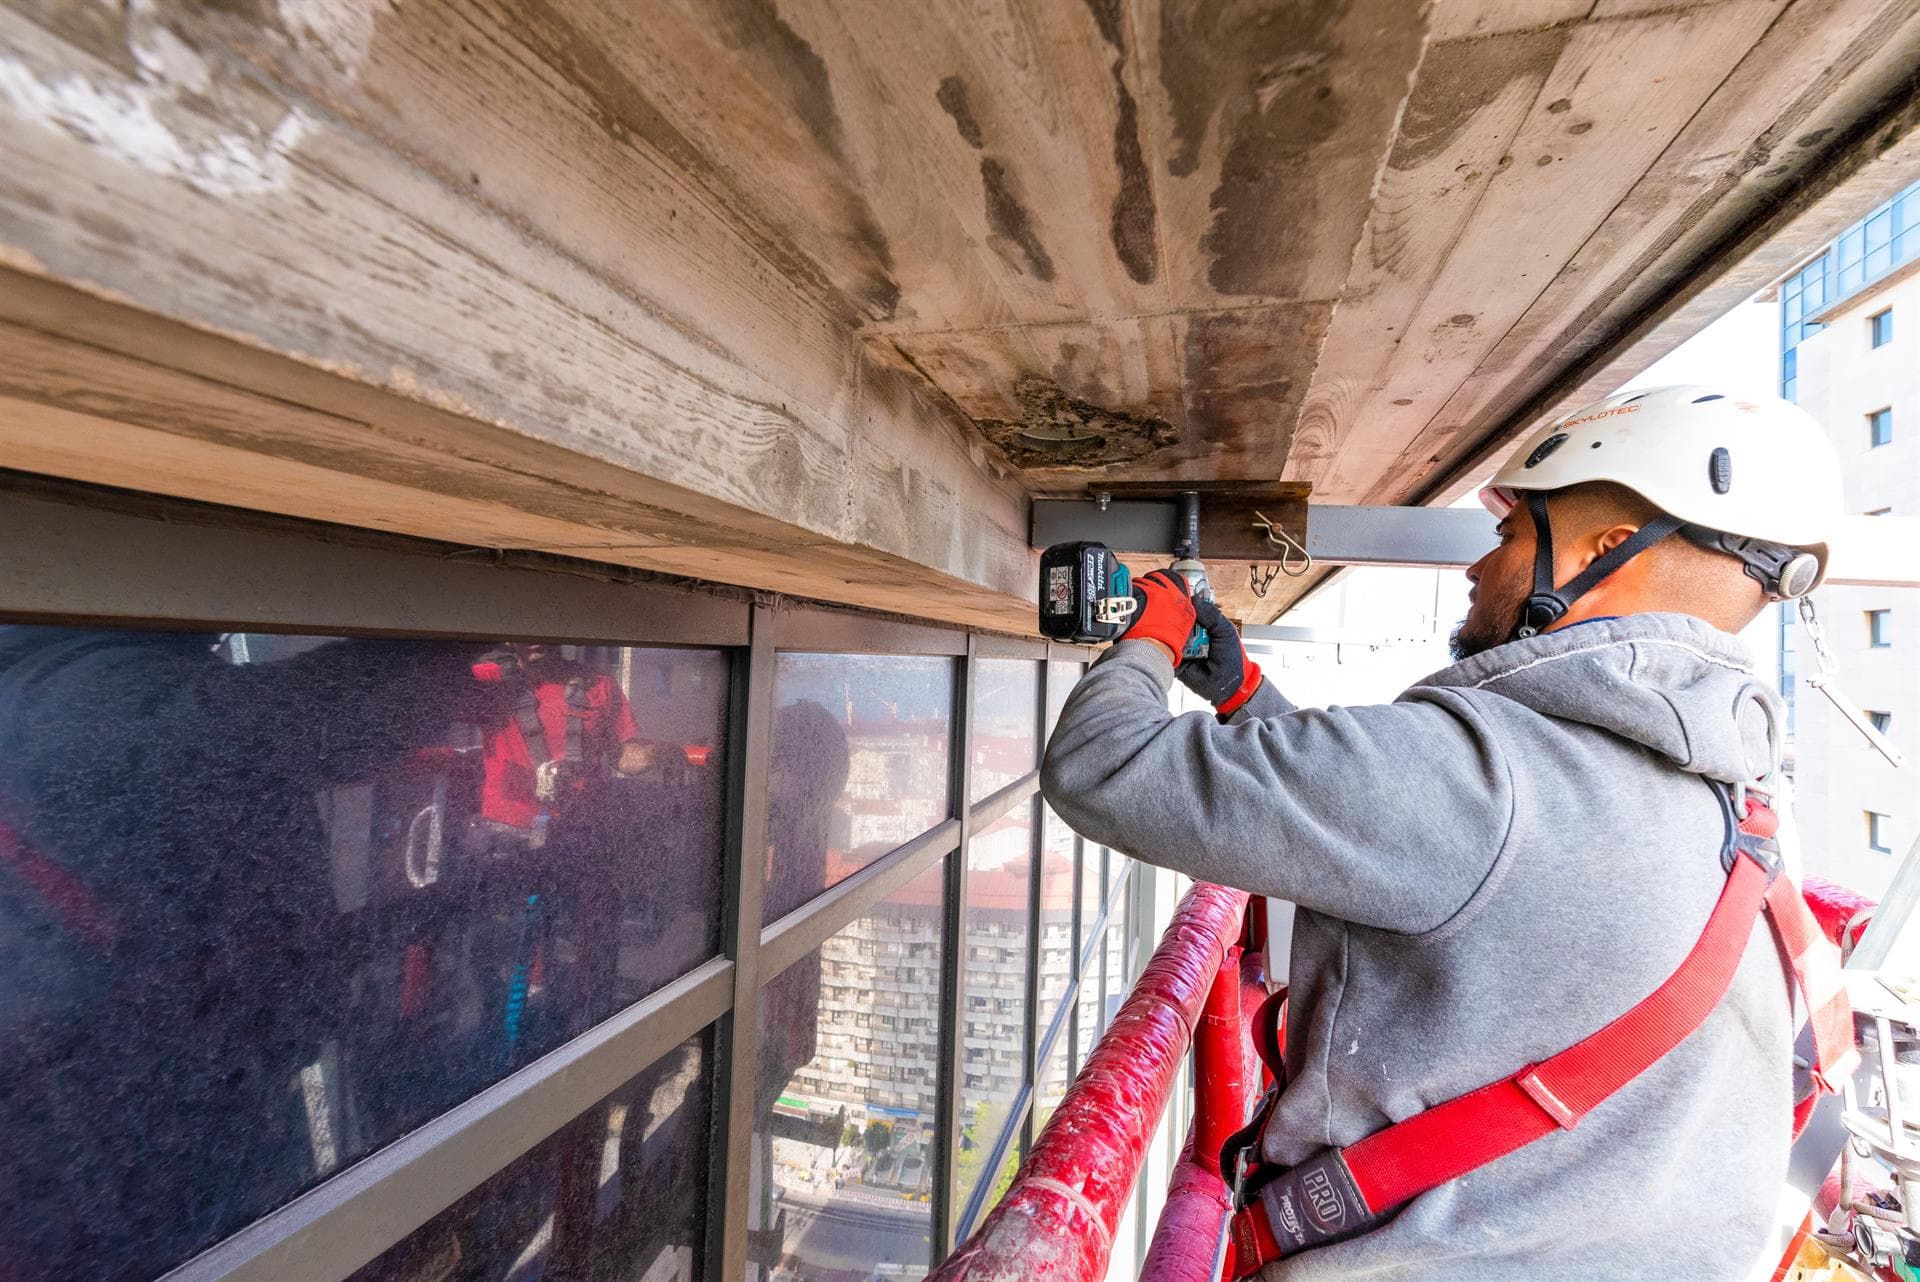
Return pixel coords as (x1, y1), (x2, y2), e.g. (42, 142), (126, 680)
(1084, 0), (1159, 285)
(936, 75), (985, 150)
(974, 376), (1176, 469)
(1178, 304), (1330, 473)
(1159, 0), (1427, 297)
(981, 159), (1056, 281)
(707, 0), (902, 320)
(935, 73), (1059, 284)
(505, 0), (901, 324)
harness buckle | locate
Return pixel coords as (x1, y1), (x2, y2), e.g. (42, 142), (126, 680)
(1248, 1148), (1377, 1256)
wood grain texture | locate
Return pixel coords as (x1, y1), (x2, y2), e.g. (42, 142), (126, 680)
(0, 3), (1035, 626)
(1396, 0), (1920, 500)
(1302, 1), (1789, 505)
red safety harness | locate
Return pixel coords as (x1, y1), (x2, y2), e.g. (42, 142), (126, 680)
(1225, 790), (1859, 1275)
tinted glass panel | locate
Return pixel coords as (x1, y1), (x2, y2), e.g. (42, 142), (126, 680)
(956, 802), (1033, 1209)
(1038, 807), (1077, 1034)
(752, 860), (945, 1281)
(768, 654), (954, 923)
(352, 1029), (713, 1282)
(0, 627), (727, 1279)
(970, 659), (1039, 802)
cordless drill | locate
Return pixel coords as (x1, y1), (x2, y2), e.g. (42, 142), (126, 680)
(1038, 494), (1211, 657)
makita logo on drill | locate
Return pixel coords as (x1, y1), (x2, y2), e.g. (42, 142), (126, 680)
(1304, 1168), (1346, 1229)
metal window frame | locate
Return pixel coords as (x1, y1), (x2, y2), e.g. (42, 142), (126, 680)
(2, 478), (1124, 1282)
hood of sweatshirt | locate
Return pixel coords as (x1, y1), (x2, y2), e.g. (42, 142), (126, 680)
(1415, 612), (1781, 786)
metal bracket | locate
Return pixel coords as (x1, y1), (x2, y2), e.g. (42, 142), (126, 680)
(1031, 499), (1498, 569)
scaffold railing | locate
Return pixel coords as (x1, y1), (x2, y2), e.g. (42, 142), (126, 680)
(927, 881), (1256, 1282)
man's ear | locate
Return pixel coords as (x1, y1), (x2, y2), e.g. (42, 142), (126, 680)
(1575, 523), (1641, 569)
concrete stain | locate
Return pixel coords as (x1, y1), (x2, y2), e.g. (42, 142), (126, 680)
(706, 0), (903, 320)
(1159, 0), (1426, 297)
(975, 376), (1176, 469)
(513, 0), (899, 323)
(935, 75), (985, 150)
(980, 158), (1056, 282)
(1083, 0), (1158, 284)
(1388, 28), (1569, 172)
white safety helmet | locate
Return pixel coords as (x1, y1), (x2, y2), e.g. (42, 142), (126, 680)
(1479, 384), (1843, 639)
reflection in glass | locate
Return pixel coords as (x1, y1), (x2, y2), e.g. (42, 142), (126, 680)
(956, 802), (1033, 1211)
(0, 627), (728, 1279)
(751, 860), (945, 1281)
(768, 654), (954, 923)
(352, 1031), (713, 1282)
(1038, 808), (1077, 1035)
(969, 659), (1039, 802)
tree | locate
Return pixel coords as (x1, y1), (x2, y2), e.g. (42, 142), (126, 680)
(841, 1121), (862, 1151)
(863, 1119), (893, 1157)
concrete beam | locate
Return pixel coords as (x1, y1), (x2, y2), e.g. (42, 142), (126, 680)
(0, 3), (1036, 632)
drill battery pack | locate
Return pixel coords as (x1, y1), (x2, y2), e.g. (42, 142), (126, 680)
(1038, 541), (1135, 643)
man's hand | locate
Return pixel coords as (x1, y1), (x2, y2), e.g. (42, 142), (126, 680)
(1176, 597), (1263, 715)
(1117, 569), (1197, 663)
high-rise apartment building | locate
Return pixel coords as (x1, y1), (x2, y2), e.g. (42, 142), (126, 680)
(1778, 178), (1920, 896)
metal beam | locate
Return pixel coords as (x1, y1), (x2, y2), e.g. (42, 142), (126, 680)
(1031, 500), (1495, 568)
(1034, 500), (1917, 585)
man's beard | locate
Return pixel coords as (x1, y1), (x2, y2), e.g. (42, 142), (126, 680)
(1449, 615), (1503, 663)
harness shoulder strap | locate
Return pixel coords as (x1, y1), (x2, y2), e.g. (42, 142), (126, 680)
(514, 689), (550, 764)
(1230, 796), (1855, 1270)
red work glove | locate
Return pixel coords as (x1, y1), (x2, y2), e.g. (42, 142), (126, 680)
(1117, 569), (1197, 660)
(1178, 596), (1264, 715)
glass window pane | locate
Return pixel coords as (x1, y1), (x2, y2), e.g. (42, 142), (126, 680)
(352, 1029), (713, 1281)
(970, 659), (1040, 802)
(1080, 843), (1106, 961)
(957, 802), (1033, 1209)
(767, 654), (954, 923)
(1038, 1030), (1073, 1138)
(1075, 945), (1103, 1070)
(1044, 659), (1084, 737)
(1039, 808), (1077, 1036)
(0, 627), (727, 1279)
(971, 1131), (1025, 1232)
(1867, 211), (1892, 250)
(752, 859), (944, 1280)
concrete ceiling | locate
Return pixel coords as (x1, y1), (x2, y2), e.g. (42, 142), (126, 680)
(1, 0), (1918, 630)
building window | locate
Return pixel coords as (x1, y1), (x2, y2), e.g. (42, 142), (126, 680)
(1870, 812), (1894, 855)
(1870, 408), (1894, 448)
(1871, 308), (1894, 347)
(1869, 710), (1893, 735)
(1869, 610), (1893, 648)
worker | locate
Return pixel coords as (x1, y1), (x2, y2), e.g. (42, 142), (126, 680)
(1041, 385), (1854, 1280)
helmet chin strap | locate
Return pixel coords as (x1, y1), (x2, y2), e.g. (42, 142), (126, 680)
(1512, 491), (1686, 640)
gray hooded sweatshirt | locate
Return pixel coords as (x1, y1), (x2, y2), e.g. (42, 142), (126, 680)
(1040, 613), (1793, 1281)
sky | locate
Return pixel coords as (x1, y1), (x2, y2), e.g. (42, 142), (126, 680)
(1619, 298), (1781, 399)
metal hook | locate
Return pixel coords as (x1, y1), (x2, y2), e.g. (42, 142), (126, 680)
(1252, 511), (1313, 577)
(1249, 564), (1281, 599)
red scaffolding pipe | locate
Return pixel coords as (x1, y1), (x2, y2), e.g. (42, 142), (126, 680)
(928, 881), (1250, 1282)
(1137, 1131), (1235, 1282)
